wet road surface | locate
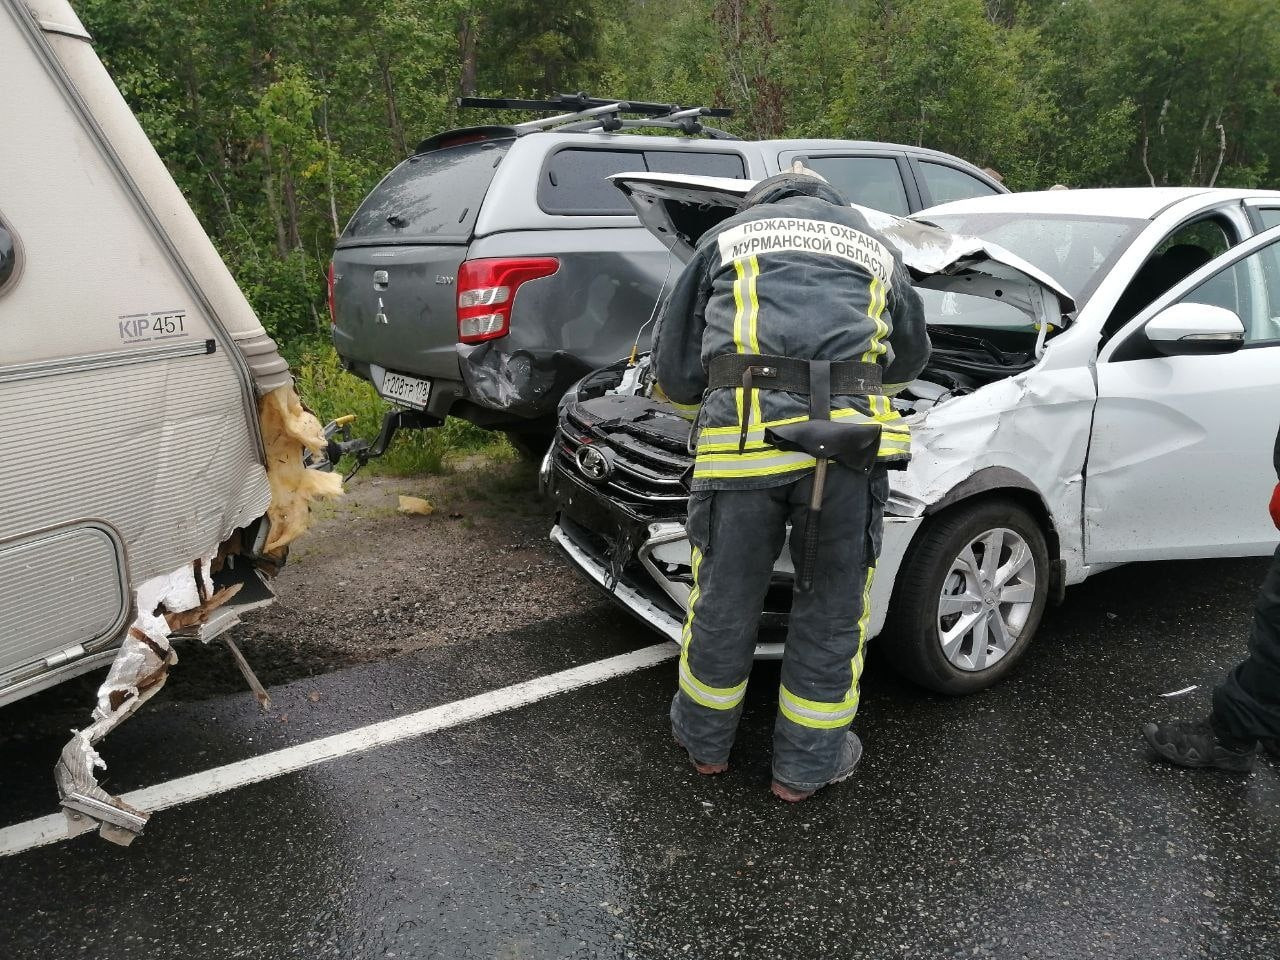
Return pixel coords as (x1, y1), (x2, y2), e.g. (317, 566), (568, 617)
(2, 556), (1279, 959)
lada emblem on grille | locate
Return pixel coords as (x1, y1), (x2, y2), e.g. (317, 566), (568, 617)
(575, 445), (612, 482)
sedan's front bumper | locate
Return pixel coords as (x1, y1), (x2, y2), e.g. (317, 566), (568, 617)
(550, 480), (924, 656)
(552, 522), (685, 643)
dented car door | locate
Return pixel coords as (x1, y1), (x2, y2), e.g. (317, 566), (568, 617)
(1087, 227), (1280, 563)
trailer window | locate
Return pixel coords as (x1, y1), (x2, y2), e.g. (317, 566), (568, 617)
(0, 215), (19, 295)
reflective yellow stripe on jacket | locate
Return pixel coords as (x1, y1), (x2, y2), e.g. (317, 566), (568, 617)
(692, 408), (912, 480)
(731, 256), (764, 434)
(687, 250), (910, 481)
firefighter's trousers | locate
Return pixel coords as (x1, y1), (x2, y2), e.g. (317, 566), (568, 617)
(671, 464), (888, 791)
(1213, 544), (1280, 740)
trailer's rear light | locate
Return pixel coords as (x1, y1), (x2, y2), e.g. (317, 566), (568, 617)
(326, 260), (336, 329)
(457, 257), (559, 344)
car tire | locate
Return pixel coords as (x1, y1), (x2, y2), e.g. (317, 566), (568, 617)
(881, 498), (1049, 696)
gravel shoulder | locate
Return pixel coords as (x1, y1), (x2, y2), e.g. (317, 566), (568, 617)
(218, 455), (600, 687)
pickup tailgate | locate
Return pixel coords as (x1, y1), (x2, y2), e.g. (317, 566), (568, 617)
(332, 242), (466, 380)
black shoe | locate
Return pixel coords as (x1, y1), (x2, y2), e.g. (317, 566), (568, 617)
(1142, 719), (1257, 772)
(1262, 738), (1280, 759)
(771, 732), (863, 802)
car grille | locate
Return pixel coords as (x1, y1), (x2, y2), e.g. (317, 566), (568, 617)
(557, 403), (691, 520)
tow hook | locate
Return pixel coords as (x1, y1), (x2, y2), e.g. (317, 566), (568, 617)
(308, 408), (441, 480)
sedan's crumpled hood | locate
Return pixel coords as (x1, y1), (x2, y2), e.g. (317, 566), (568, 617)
(610, 172), (1076, 324)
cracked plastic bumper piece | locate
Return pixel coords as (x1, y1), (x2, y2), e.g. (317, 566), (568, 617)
(552, 509), (922, 655)
(551, 522), (789, 658)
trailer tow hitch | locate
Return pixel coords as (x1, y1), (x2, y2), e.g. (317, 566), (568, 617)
(308, 408), (441, 480)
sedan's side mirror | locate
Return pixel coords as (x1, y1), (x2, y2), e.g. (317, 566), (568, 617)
(1145, 302), (1245, 356)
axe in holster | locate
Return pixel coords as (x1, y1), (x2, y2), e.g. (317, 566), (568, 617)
(764, 359), (882, 593)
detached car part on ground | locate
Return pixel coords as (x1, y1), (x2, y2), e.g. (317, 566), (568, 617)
(0, 0), (340, 844)
(329, 94), (1006, 452)
(548, 175), (1280, 695)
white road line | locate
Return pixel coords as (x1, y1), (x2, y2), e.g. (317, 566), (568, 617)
(0, 642), (677, 858)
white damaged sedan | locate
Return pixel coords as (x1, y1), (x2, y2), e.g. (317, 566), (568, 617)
(546, 177), (1280, 694)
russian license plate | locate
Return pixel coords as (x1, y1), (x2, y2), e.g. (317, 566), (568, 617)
(380, 371), (432, 409)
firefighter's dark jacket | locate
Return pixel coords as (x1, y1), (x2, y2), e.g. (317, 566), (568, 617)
(652, 185), (930, 491)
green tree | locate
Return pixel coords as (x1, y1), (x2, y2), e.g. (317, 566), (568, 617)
(76, 0), (1280, 359)
(832, 0), (1038, 179)
(1101, 0), (1280, 187)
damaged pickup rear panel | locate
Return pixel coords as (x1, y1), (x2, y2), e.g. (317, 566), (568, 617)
(0, 0), (340, 844)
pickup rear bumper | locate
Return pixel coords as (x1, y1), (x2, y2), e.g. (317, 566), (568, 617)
(458, 341), (591, 421)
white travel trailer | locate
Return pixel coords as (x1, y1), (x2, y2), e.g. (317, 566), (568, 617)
(0, 0), (340, 843)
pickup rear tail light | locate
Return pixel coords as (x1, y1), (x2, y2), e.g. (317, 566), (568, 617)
(457, 257), (559, 344)
(326, 260), (336, 329)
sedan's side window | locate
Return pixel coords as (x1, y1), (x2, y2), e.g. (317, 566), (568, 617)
(0, 214), (19, 294)
(1181, 240), (1280, 346)
(1103, 215), (1239, 340)
(1257, 208), (1280, 231)
(917, 161), (1000, 206)
(799, 156), (910, 216)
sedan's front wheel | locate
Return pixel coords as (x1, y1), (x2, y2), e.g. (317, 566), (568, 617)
(882, 499), (1049, 695)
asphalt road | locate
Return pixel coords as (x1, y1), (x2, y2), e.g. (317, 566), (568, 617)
(2, 554), (1279, 960)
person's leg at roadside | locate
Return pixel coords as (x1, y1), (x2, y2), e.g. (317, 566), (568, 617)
(1213, 544), (1280, 752)
(772, 465), (886, 800)
(671, 486), (789, 772)
(1144, 545), (1280, 770)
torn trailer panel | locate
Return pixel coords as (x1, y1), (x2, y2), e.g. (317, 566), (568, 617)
(0, 0), (341, 844)
(58, 388), (341, 846)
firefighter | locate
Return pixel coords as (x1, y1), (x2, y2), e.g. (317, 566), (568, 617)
(652, 169), (929, 801)
(1143, 424), (1280, 770)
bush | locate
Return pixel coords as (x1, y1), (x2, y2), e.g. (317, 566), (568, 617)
(293, 345), (511, 476)
(230, 249), (330, 361)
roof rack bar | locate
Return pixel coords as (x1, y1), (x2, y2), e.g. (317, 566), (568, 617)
(663, 107), (709, 121)
(512, 101), (628, 134)
(556, 118), (741, 141)
(459, 93), (732, 119)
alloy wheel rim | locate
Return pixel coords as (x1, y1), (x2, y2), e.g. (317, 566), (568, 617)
(935, 527), (1037, 672)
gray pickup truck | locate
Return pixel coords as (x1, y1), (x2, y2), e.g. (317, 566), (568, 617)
(330, 94), (1006, 450)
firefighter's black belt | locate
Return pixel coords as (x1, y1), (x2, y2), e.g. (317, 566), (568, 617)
(707, 354), (883, 396)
